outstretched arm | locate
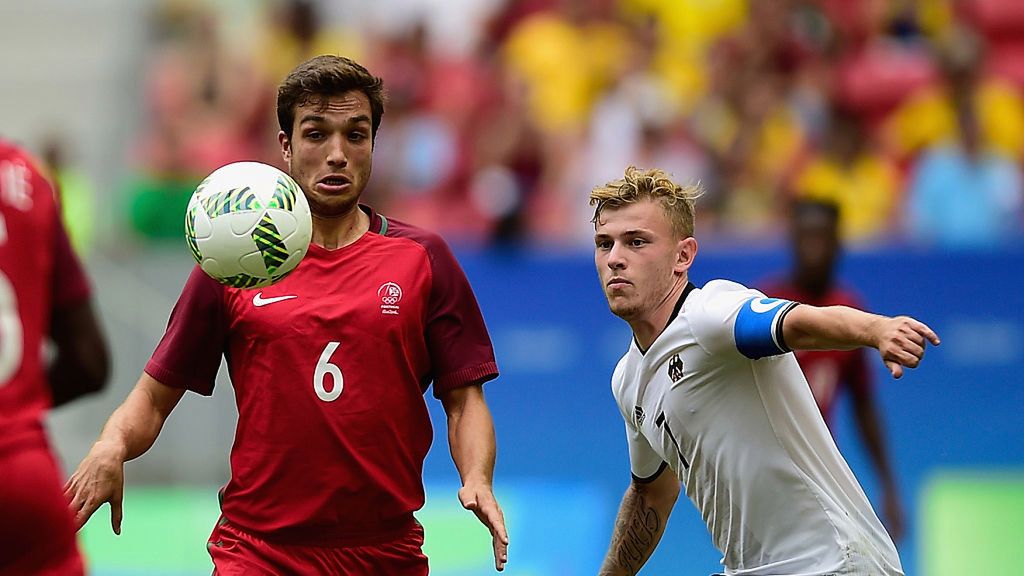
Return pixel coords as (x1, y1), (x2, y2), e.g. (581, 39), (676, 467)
(782, 305), (940, 378)
(599, 468), (681, 576)
(440, 384), (508, 571)
(64, 372), (184, 534)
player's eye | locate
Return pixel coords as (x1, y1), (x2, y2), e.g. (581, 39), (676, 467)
(630, 238), (647, 247)
(596, 239), (612, 250)
(348, 131), (368, 142)
(305, 130), (325, 141)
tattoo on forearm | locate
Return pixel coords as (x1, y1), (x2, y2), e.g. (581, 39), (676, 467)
(599, 490), (661, 575)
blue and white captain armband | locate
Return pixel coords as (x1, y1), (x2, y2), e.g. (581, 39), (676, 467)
(734, 297), (799, 359)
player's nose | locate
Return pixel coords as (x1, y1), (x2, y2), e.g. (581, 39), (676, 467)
(606, 243), (627, 269)
(325, 136), (348, 167)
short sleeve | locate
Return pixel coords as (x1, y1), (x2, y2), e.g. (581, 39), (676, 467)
(690, 280), (799, 359)
(626, 422), (667, 483)
(144, 266), (227, 396)
(422, 235), (498, 397)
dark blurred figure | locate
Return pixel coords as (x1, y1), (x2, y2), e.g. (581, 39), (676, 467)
(0, 139), (110, 575)
(39, 137), (96, 256)
(762, 199), (905, 542)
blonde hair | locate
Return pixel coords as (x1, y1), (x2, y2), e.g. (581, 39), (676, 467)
(589, 166), (703, 238)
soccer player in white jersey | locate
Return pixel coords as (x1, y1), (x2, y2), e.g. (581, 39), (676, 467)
(591, 167), (939, 576)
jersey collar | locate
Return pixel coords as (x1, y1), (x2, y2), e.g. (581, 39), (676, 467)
(359, 204), (389, 236)
(634, 281), (697, 355)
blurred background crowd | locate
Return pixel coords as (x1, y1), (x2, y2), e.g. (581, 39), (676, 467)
(36, 0), (1024, 250)
(3, 2), (1023, 575)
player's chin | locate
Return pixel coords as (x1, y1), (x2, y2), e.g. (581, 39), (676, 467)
(607, 298), (640, 320)
(307, 194), (360, 218)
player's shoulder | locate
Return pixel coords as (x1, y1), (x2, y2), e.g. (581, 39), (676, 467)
(694, 279), (759, 302)
(684, 279), (763, 342)
(0, 138), (22, 160)
(186, 264), (227, 297)
(373, 209), (452, 258)
(611, 353), (630, 382)
(610, 353), (634, 401)
(0, 138), (58, 219)
(0, 139), (48, 177)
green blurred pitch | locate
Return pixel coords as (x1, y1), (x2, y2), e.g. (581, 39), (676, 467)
(80, 486), (497, 576)
(921, 472), (1024, 575)
(79, 482), (598, 576)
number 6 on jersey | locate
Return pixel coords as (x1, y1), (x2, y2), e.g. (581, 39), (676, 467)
(314, 341), (343, 402)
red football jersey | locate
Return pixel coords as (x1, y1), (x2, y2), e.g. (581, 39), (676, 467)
(146, 206), (498, 542)
(761, 280), (871, 427)
(0, 140), (91, 454)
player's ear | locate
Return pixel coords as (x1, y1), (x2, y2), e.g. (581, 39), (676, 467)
(675, 236), (698, 274)
(278, 131), (292, 166)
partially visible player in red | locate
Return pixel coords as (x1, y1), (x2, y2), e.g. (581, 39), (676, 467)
(65, 55), (508, 575)
(0, 139), (110, 576)
(761, 198), (904, 541)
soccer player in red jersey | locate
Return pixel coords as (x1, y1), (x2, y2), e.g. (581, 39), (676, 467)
(65, 56), (508, 574)
(0, 139), (110, 575)
(761, 199), (904, 541)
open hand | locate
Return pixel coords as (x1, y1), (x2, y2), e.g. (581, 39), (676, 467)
(459, 483), (508, 571)
(64, 442), (125, 534)
(874, 316), (940, 378)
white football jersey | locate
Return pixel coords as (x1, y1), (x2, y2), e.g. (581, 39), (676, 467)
(611, 280), (903, 576)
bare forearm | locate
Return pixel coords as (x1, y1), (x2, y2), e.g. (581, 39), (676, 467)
(783, 305), (884, 351)
(447, 394), (497, 485)
(95, 375), (183, 463)
(600, 479), (678, 575)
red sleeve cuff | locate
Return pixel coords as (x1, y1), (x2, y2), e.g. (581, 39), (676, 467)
(432, 362), (498, 398)
(144, 361), (215, 397)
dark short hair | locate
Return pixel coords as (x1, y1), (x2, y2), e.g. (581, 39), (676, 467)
(276, 55), (386, 140)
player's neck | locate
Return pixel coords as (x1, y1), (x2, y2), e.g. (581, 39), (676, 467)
(631, 276), (689, 352)
(311, 206), (370, 250)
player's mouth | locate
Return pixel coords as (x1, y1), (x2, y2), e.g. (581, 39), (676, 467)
(316, 175), (352, 193)
(607, 277), (631, 289)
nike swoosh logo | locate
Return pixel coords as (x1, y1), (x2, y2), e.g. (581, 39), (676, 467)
(252, 293), (298, 307)
(749, 298), (786, 314)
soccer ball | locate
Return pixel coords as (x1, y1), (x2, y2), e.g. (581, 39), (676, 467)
(185, 162), (312, 288)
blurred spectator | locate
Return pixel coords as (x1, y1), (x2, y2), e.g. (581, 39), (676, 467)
(762, 199), (905, 542)
(904, 27), (1024, 247)
(789, 105), (901, 243)
(40, 137), (96, 255)
(469, 60), (547, 244)
(558, 15), (711, 242)
(906, 89), (1023, 247)
(883, 25), (1024, 162)
(258, 0), (363, 84)
(502, 0), (631, 133)
(119, 0), (1024, 247)
(126, 1), (274, 241)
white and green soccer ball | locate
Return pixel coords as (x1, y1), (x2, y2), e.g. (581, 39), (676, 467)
(185, 162), (312, 289)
